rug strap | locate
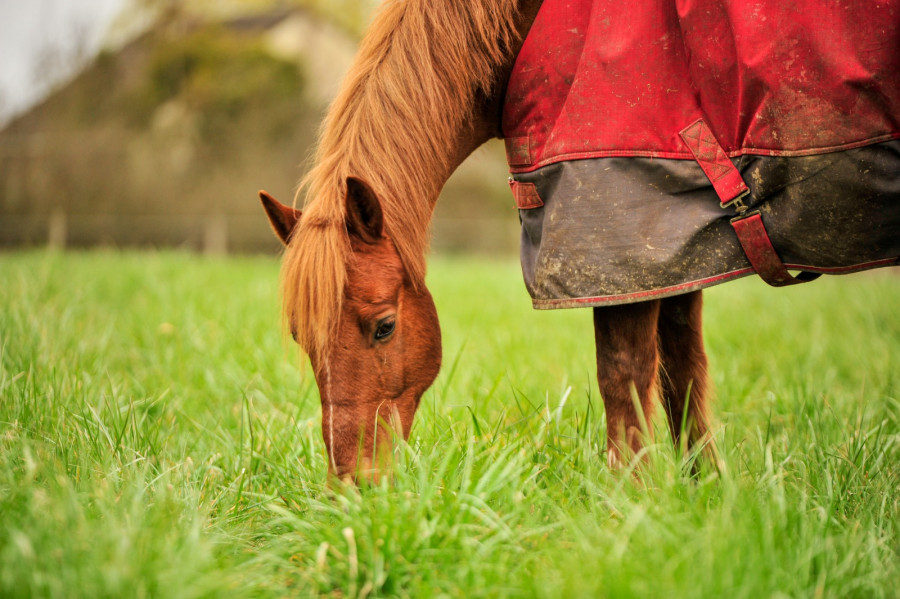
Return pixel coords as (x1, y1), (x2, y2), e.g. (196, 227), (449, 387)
(679, 119), (749, 208)
(730, 211), (821, 286)
(679, 119), (820, 287)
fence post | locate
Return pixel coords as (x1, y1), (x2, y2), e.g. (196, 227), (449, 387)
(48, 211), (67, 249)
(204, 214), (227, 254)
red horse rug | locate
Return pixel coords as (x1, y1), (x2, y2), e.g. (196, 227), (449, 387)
(502, 0), (900, 308)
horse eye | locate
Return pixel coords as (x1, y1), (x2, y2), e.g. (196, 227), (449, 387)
(374, 317), (396, 341)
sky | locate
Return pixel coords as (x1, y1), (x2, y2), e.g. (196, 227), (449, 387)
(0, 0), (128, 125)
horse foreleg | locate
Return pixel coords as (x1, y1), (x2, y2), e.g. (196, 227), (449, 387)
(593, 301), (661, 468)
(657, 290), (721, 471)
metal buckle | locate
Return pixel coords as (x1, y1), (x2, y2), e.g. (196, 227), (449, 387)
(722, 189), (751, 215)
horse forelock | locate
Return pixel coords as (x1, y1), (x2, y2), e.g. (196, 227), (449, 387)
(280, 0), (523, 359)
(280, 202), (349, 359)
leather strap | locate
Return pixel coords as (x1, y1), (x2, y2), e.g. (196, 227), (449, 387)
(679, 119), (749, 207)
(730, 212), (821, 286)
(679, 119), (819, 287)
(508, 178), (544, 209)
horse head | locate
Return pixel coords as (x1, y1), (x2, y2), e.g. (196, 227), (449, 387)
(260, 178), (442, 483)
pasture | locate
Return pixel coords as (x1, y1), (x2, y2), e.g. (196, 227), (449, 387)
(1, 250), (898, 597)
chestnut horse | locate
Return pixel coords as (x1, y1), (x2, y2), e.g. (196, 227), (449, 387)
(260, 0), (715, 480)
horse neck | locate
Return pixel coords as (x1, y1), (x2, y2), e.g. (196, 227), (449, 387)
(321, 0), (540, 257)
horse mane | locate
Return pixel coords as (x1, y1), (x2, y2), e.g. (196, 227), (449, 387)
(281, 0), (523, 358)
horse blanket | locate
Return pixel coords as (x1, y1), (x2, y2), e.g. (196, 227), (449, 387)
(502, 0), (900, 308)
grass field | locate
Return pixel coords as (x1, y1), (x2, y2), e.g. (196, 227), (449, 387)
(1, 250), (898, 598)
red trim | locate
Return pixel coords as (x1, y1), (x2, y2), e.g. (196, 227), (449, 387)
(533, 269), (755, 309)
(507, 132), (900, 174)
(531, 258), (899, 310)
(780, 257), (900, 275)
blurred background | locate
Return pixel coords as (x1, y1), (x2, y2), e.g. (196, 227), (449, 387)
(0, 0), (518, 254)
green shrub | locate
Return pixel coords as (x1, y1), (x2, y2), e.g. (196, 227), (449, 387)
(133, 26), (306, 144)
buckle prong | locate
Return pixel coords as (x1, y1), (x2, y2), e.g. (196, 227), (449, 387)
(723, 189), (750, 215)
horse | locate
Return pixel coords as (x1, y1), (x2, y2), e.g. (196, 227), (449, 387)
(259, 0), (900, 481)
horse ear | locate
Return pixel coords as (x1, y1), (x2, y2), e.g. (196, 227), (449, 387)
(345, 177), (384, 244)
(259, 190), (302, 245)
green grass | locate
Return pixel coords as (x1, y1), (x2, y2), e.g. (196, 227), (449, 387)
(1, 250), (898, 598)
